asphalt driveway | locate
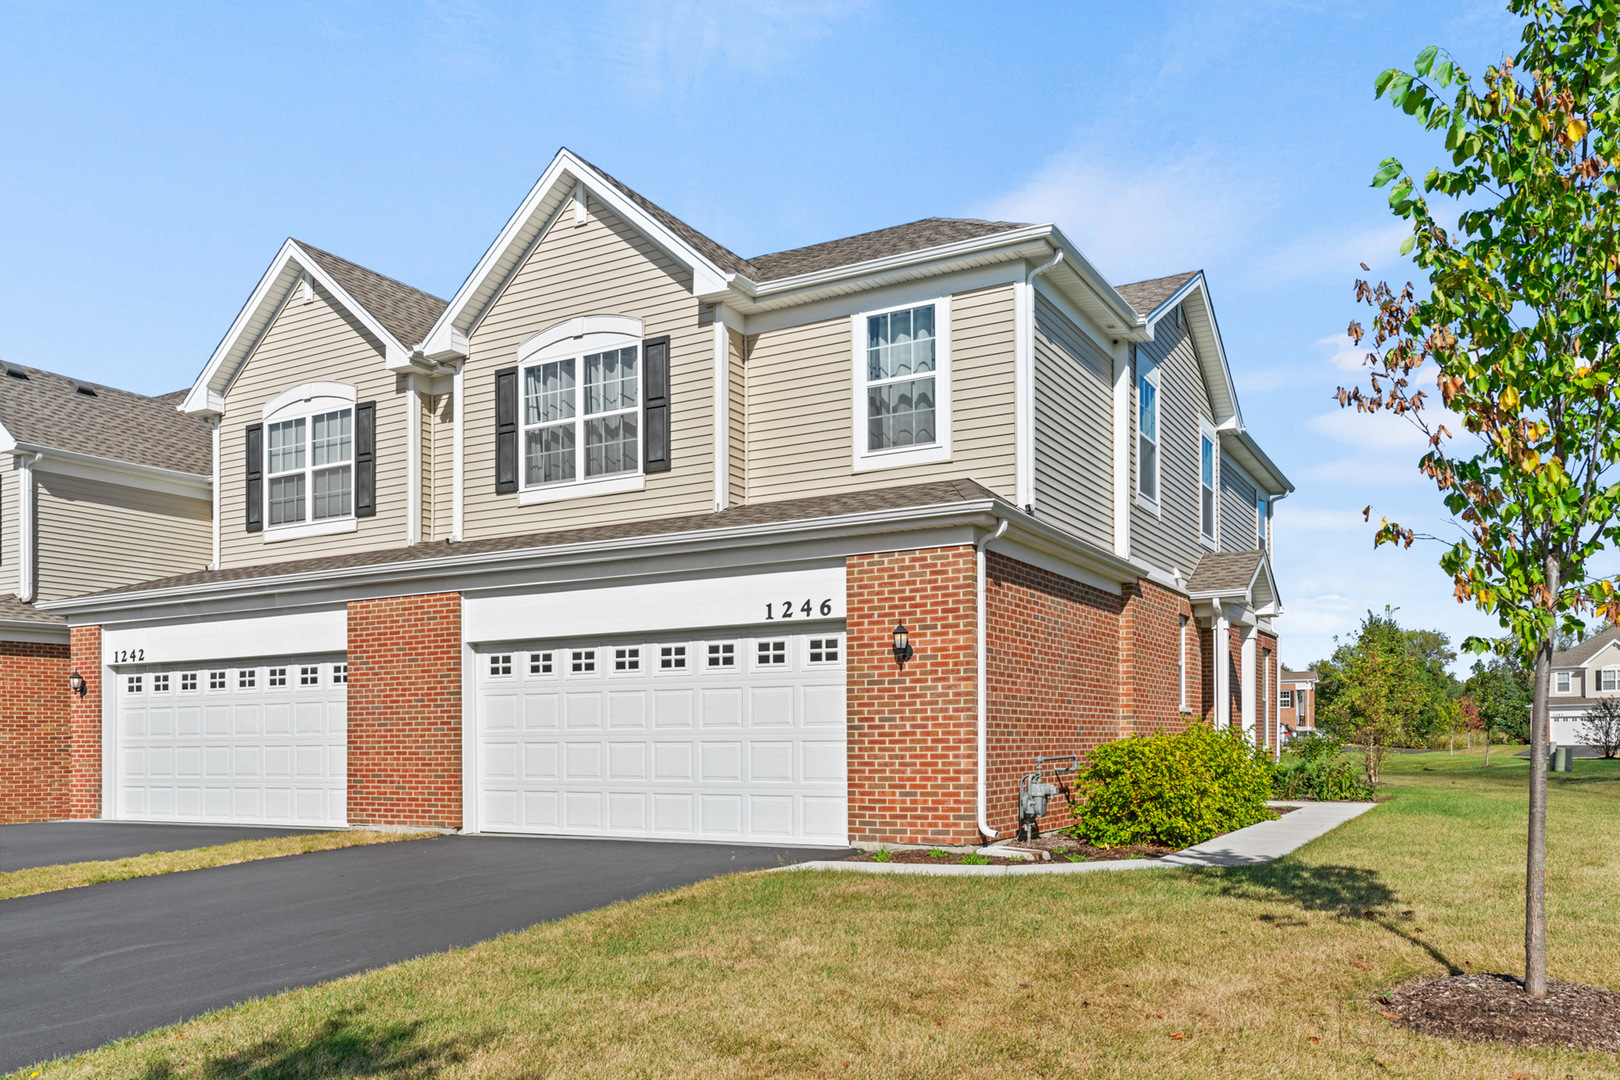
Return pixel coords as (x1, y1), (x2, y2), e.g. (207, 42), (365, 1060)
(0, 820), (324, 872)
(0, 833), (852, 1073)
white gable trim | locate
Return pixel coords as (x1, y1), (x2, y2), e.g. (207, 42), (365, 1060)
(1582, 639), (1620, 670)
(423, 151), (731, 361)
(181, 240), (412, 417)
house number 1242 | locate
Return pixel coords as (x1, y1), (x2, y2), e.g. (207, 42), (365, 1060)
(113, 649), (146, 663)
(765, 599), (834, 620)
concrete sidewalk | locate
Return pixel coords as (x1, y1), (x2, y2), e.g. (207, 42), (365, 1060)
(777, 801), (1378, 877)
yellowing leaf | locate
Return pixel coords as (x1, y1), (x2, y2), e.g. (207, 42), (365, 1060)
(1568, 117), (1590, 143)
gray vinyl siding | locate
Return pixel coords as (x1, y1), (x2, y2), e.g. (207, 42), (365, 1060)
(460, 194), (714, 537)
(1128, 312), (1214, 575)
(1031, 294), (1112, 549)
(35, 473), (210, 602)
(428, 391), (453, 541)
(218, 277), (410, 567)
(0, 467), (14, 590)
(745, 284), (1017, 503)
(1219, 456), (1260, 552)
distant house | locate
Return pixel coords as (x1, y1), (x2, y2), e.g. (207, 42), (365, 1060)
(1546, 627), (1620, 745)
(1281, 669), (1317, 736)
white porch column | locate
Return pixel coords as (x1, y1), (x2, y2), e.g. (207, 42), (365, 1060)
(1241, 625), (1258, 745)
(1213, 611), (1231, 729)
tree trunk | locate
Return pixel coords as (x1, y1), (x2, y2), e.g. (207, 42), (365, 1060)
(1526, 560), (1556, 1000)
(1486, 727), (1492, 767)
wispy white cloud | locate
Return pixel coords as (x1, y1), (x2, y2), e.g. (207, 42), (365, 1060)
(1261, 221), (1412, 282)
(1317, 333), (1370, 374)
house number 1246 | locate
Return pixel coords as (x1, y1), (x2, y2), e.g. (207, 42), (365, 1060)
(765, 599), (834, 620)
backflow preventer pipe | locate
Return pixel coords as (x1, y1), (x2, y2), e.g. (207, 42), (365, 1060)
(976, 517), (1010, 840)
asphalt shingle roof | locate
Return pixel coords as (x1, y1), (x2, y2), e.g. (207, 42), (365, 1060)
(1553, 625), (1620, 667)
(0, 593), (63, 626)
(0, 363), (212, 476)
(1283, 670), (1318, 683)
(74, 478), (1002, 602)
(1115, 271), (1200, 319)
(295, 242), (448, 349)
(746, 218), (1033, 282)
(1186, 550), (1265, 594)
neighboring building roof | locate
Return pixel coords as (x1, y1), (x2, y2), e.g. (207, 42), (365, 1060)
(1116, 271), (1200, 319)
(293, 242), (448, 349)
(0, 362), (212, 476)
(747, 219), (1033, 282)
(578, 153), (1031, 284)
(73, 478), (1003, 600)
(0, 593), (63, 625)
(1186, 550), (1265, 594)
(1283, 670), (1318, 683)
(1552, 625), (1620, 668)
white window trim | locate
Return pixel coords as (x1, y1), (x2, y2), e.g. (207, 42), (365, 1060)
(850, 295), (952, 473)
(1600, 665), (1620, 692)
(1199, 417), (1219, 550)
(262, 382), (359, 538)
(1135, 353), (1161, 515)
(1554, 670), (1571, 694)
(514, 315), (646, 498)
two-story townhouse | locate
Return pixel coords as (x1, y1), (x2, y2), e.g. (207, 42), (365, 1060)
(0, 365), (212, 822)
(1543, 627), (1620, 745)
(38, 149), (1292, 846)
(1281, 669), (1317, 735)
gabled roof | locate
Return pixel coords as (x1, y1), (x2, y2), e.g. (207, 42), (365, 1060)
(0, 361), (211, 476)
(1282, 670), (1319, 683)
(1185, 549), (1282, 616)
(1553, 626), (1620, 667)
(1116, 271), (1200, 319)
(294, 243), (446, 349)
(181, 239), (445, 415)
(748, 218), (1032, 282)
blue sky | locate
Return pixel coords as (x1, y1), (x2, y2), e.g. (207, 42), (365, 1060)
(0, 1), (1532, 669)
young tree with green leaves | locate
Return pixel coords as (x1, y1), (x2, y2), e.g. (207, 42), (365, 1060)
(1318, 612), (1431, 782)
(1344, 2), (1620, 999)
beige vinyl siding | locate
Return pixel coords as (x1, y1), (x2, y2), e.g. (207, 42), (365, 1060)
(745, 284), (1017, 503)
(1129, 313), (1214, 576)
(218, 278), (409, 568)
(428, 392), (453, 541)
(0, 467), (14, 590)
(35, 473), (210, 601)
(728, 328), (746, 504)
(461, 195), (714, 537)
(1032, 294), (1113, 550)
(1219, 456), (1260, 552)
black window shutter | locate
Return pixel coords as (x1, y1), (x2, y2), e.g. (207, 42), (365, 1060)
(495, 366), (518, 493)
(354, 400), (376, 517)
(643, 335), (671, 474)
(244, 423), (263, 533)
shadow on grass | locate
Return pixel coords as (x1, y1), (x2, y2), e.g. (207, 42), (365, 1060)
(1199, 861), (1464, 975)
(134, 1008), (488, 1080)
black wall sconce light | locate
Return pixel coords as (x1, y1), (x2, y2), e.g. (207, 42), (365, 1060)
(892, 621), (914, 669)
(68, 670), (87, 697)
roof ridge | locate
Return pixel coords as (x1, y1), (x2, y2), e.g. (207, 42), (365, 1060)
(291, 240), (447, 304)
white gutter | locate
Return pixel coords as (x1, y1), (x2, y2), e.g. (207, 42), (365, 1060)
(976, 516), (1009, 840)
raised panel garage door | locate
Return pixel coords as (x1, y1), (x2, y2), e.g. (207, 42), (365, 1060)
(475, 631), (846, 845)
(114, 657), (348, 826)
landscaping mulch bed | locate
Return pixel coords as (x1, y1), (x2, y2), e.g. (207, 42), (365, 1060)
(1379, 973), (1620, 1052)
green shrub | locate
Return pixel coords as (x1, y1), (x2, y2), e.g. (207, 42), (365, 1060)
(1071, 722), (1276, 849)
(1272, 733), (1375, 801)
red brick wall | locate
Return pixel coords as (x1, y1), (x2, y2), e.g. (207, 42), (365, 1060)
(984, 553), (1125, 836)
(1258, 632), (1278, 750)
(0, 640), (72, 823)
(69, 625), (101, 819)
(347, 593), (462, 828)
(845, 546), (977, 845)
(1119, 579), (1197, 735)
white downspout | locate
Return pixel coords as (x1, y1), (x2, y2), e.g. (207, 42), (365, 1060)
(976, 516), (1010, 840)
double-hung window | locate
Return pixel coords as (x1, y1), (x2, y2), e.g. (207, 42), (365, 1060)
(1555, 671), (1571, 694)
(1281, 689), (1294, 709)
(269, 410), (352, 526)
(1200, 427), (1217, 546)
(853, 298), (951, 470)
(1256, 492), (1267, 550)
(1600, 667), (1620, 692)
(512, 316), (647, 503)
(1137, 357), (1160, 505)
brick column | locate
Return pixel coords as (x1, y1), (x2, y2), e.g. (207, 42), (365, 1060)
(68, 625), (101, 819)
(0, 640), (72, 823)
(347, 592), (462, 828)
(845, 546), (977, 845)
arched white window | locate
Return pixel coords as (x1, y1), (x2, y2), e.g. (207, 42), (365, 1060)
(262, 382), (357, 537)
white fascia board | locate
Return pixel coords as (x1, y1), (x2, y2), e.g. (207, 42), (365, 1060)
(43, 497), (1148, 624)
(1581, 640), (1620, 670)
(421, 150), (730, 361)
(1218, 428), (1294, 496)
(1138, 271), (1208, 332)
(1178, 277), (1241, 427)
(17, 442), (211, 500)
(0, 620), (69, 644)
(180, 240), (412, 415)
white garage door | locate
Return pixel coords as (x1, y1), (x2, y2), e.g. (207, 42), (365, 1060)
(475, 630), (846, 845)
(115, 656), (348, 826)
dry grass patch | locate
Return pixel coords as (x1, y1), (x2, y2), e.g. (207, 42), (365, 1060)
(14, 748), (1620, 1078)
(0, 830), (430, 901)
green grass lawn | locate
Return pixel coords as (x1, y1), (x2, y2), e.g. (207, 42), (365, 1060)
(16, 747), (1620, 1079)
